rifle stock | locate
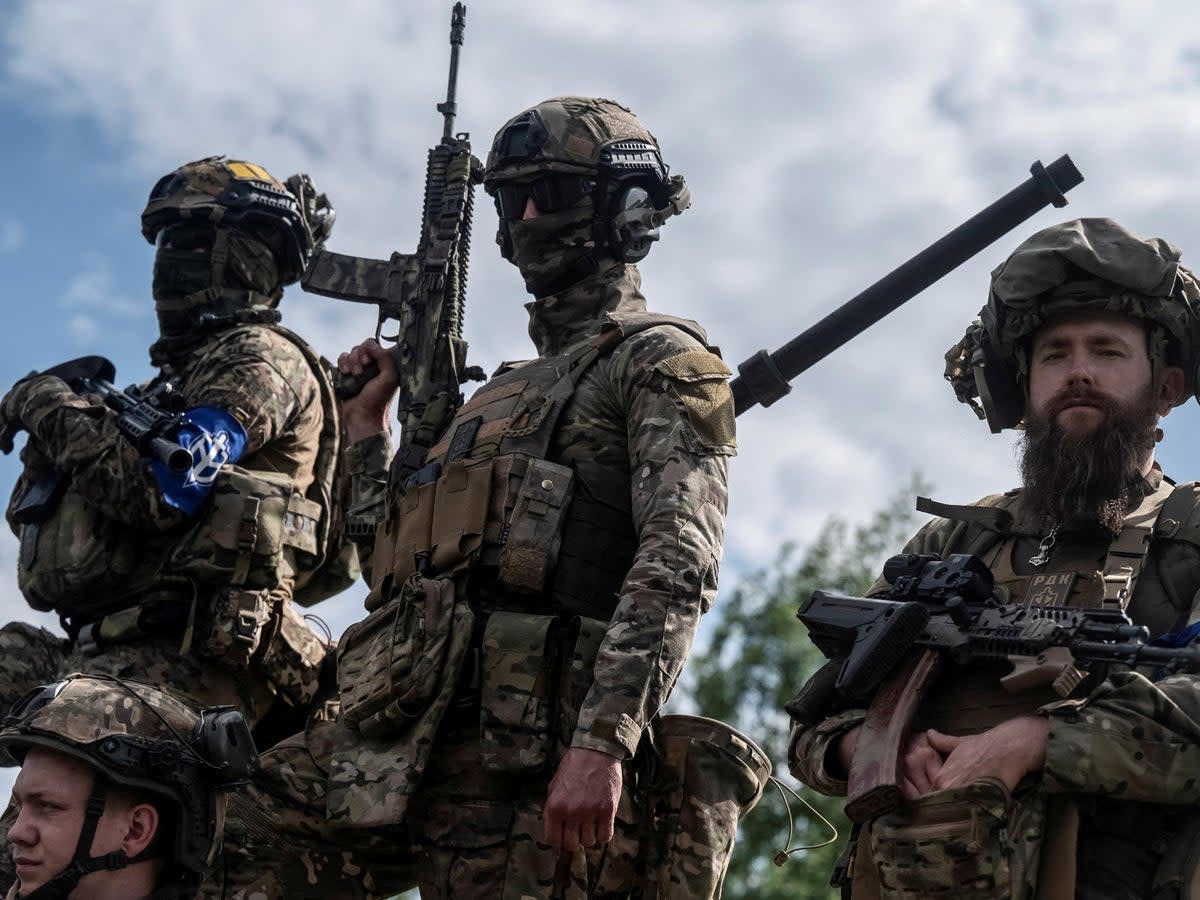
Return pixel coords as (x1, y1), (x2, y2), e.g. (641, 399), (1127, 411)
(844, 649), (941, 823)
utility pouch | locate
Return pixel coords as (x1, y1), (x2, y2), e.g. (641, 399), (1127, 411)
(338, 573), (458, 739)
(194, 586), (273, 668)
(479, 611), (561, 774)
(257, 599), (329, 708)
(429, 459), (494, 574)
(12, 480), (141, 615)
(863, 779), (1044, 900)
(498, 459), (574, 594)
(1152, 811), (1200, 900)
(644, 715), (772, 900)
(556, 615), (609, 751)
(386, 478), (438, 589)
(166, 465), (293, 589)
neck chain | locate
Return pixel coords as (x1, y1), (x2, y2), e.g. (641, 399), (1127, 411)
(1029, 524), (1060, 567)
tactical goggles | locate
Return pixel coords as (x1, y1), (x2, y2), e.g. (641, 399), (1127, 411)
(156, 221), (218, 251)
(492, 175), (597, 221)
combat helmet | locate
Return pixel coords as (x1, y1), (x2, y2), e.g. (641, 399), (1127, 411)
(142, 157), (332, 285)
(485, 97), (690, 269)
(0, 674), (258, 900)
(945, 218), (1200, 432)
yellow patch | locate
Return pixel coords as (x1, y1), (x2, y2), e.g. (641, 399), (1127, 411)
(227, 161), (273, 181)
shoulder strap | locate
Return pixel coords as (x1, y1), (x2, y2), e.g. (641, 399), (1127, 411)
(263, 324), (357, 602)
(600, 309), (711, 350)
(1098, 477), (1176, 611)
(500, 312), (712, 461)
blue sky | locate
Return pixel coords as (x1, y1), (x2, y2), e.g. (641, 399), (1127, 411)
(5, 1), (1200, 662)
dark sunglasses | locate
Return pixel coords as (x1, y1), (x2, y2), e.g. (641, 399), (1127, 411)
(492, 175), (597, 221)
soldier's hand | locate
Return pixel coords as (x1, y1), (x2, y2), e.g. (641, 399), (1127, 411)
(0, 374), (70, 453)
(924, 717), (1049, 794)
(542, 747), (622, 854)
(897, 729), (950, 800)
(337, 339), (400, 442)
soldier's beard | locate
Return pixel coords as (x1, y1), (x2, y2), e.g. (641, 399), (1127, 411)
(1018, 383), (1158, 535)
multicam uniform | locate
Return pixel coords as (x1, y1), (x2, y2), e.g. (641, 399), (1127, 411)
(219, 260), (760, 899)
(791, 470), (1200, 898)
(5, 321), (336, 722)
(1, 158), (348, 729)
(790, 219), (1200, 900)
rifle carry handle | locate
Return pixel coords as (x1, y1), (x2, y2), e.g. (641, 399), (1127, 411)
(844, 648), (941, 824)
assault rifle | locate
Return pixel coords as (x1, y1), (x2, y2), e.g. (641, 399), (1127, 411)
(792, 552), (1200, 823)
(302, 2), (485, 481)
(2, 355), (192, 525)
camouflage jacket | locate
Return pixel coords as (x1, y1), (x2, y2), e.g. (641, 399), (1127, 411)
(789, 466), (1200, 895)
(13, 324), (324, 593)
(349, 261), (736, 758)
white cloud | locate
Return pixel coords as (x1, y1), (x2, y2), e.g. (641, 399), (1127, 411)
(0, 219), (24, 253)
(61, 255), (141, 318)
(4, 0), (1200, 625)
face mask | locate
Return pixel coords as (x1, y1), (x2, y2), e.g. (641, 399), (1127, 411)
(152, 248), (213, 337)
(225, 230), (281, 296)
(501, 201), (597, 296)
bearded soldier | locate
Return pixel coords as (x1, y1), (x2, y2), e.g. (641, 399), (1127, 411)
(218, 97), (768, 899)
(0, 157), (353, 737)
(1, 673), (258, 900)
(790, 218), (1200, 899)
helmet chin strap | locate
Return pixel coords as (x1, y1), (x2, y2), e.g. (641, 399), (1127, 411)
(20, 779), (147, 900)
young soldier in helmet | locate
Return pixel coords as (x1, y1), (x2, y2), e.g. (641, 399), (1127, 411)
(0, 157), (350, 737)
(218, 97), (765, 899)
(790, 218), (1200, 898)
(1, 673), (258, 900)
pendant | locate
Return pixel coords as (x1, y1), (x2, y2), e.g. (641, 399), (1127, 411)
(1029, 524), (1060, 567)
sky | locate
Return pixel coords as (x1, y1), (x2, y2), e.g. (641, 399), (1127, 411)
(3, 0), (1200, 789)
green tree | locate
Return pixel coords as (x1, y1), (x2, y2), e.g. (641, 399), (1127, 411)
(681, 476), (928, 899)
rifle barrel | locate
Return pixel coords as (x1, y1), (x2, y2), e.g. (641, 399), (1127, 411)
(731, 155), (1085, 416)
(440, 3), (467, 140)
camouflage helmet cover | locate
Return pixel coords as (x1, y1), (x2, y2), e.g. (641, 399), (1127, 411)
(946, 218), (1200, 430)
(484, 96), (665, 188)
(0, 673), (252, 879)
(141, 157), (320, 284)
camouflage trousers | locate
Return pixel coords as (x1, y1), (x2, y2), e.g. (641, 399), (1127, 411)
(204, 716), (419, 900)
(211, 700), (765, 899)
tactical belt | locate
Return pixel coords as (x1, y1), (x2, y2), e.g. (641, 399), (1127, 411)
(69, 588), (194, 656)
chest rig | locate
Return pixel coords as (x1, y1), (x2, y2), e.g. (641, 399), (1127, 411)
(911, 479), (1186, 735)
(368, 311), (709, 621)
(919, 477), (1177, 614)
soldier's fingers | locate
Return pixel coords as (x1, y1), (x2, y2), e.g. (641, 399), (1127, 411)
(596, 811), (615, 847)
(901, 775), (923, 801)
(361, 341), (398, 377)
(579, 820), (598, 849)
(559, 819), (584, 854)
(925, 729), (962, 754)
(336, 352), (353, 373)
(543, 806), (565, 853)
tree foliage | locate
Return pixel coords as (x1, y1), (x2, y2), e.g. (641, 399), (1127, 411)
(680, 476), (928, 899)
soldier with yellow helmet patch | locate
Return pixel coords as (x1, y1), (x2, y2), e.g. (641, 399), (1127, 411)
(0, 157), (353, 888)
